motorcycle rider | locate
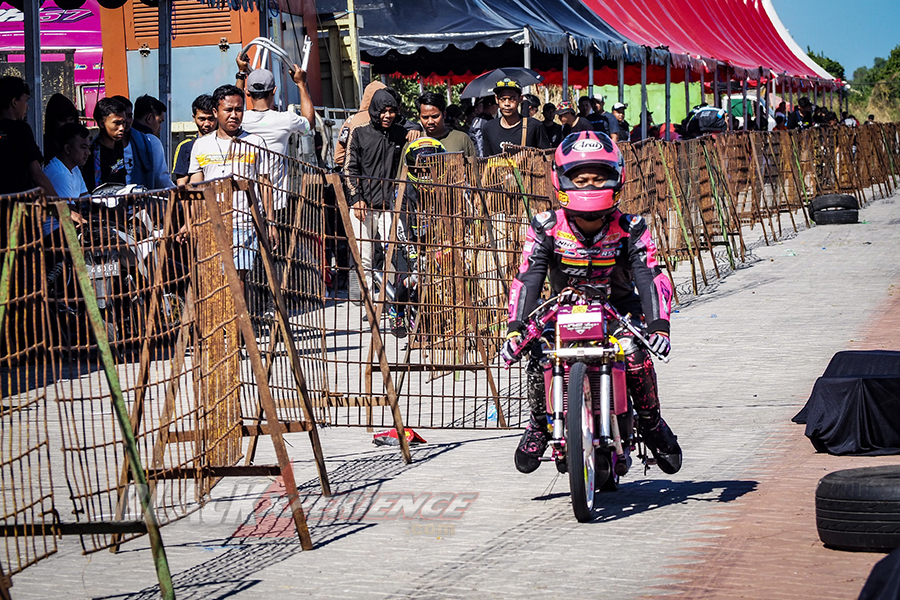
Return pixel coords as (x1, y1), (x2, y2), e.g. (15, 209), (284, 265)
(501, 130), (681, 475)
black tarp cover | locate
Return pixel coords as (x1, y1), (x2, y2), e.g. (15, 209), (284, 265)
(859, 547), (900, 600)
(793, 351), (900, 456)
(319, 0), (643, 60)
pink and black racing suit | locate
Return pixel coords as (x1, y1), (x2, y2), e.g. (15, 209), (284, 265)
(508, 208), (674, 426)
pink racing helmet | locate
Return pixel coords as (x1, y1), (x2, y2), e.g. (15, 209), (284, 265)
(552, 131), (625, 219)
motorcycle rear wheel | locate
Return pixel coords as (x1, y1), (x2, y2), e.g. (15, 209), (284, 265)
(567, 362), (595, 522)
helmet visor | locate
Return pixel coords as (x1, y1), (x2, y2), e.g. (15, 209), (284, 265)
(557, 164), (620, 192)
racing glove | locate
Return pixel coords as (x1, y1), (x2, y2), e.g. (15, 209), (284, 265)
(647, 332), (671, 357)
(500, 331), (524, 364)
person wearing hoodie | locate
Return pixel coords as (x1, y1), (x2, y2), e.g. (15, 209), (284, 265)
(334, 82), (421, 168)
(343, 87), (409, 300)
(334, 81), (386, 167)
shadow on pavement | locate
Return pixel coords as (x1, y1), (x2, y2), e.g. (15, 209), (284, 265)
(590, 478), (758, 523)
(530, 478), (757, 523)
(93, 437), (487, 600)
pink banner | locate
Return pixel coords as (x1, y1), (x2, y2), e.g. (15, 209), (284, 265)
(0, 0), (104, 88)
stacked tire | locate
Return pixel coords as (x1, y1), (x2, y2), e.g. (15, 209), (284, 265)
(810, 194), (859, 225)
(816, 466), (900, 552)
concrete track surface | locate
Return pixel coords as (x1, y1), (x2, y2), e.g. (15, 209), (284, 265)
(10, 190), (900, 600)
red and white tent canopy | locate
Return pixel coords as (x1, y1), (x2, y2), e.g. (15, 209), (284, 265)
(580, 0), (838, 88)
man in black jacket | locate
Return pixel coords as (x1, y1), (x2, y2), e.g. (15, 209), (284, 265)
(343, 88), (409, 299)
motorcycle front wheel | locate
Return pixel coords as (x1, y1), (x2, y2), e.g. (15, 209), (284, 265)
(566, 361), (595, 522)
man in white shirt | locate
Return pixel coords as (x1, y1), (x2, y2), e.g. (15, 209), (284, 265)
(235, 62), (314, 211)
(43, 121), (89, 236)
(188, 84), (273, 281)
(235, 60), (315, 314)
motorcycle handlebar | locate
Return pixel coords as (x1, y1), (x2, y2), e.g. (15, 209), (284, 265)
(504, 287), (670, 365)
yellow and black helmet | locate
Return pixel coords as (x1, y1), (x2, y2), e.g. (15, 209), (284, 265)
(405, 137), (446, 182)
(405, 137), (446, 168)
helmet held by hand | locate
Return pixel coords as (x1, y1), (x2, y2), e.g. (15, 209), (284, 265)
(405, 137), (446, 182)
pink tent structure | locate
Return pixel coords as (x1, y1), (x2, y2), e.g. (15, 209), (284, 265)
(580, 0), (836, 87)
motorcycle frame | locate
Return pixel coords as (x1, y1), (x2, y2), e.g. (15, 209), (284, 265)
(545, 302), (630, 470)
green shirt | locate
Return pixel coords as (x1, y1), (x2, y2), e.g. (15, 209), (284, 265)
(433, 128), (476, 158)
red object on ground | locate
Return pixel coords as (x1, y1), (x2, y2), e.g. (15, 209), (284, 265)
(373, 428), (427, 446)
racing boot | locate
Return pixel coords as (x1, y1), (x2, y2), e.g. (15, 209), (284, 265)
(515, 413), (550, 474)
(640, 417), (682, 475)
(388, 306), (408, 338)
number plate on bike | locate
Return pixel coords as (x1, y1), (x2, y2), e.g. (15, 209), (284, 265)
(557, 306), (605, 342)
(88, 260), (119, 279)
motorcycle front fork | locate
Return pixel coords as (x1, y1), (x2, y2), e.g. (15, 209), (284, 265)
(597, 363), (627, 465)
(547, 359), (631, 475)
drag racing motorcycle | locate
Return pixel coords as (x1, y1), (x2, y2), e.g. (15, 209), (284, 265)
(81, 184), (187, 348)
(504, 284), (670, 522)
(48, 184), (187, 353)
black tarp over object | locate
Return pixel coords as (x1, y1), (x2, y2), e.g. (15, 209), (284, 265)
(793, 351), (900, 456)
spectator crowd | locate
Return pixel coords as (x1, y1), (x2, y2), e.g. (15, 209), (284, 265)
(0, 69), (872, 338)
(0, 67), (869, 203)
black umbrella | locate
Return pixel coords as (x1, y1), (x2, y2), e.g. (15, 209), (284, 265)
(460, 68), (544, 100)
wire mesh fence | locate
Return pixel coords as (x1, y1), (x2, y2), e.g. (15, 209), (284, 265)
(0, 192), (57, 577)
(0, 174), (324, 588)
(1, 123), (898, 589)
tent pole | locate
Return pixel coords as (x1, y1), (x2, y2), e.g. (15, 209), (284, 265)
(588, 51), (594, 98)
(770, 73), (775, 113)
(562, 41), (570, 102)
(758, 68), (765, 130)
(24, 0), (41, 152)
(347, 0), (362, 104)
(741, 73), (748, 131)
(829, 86), (833, 110)
(158, 0), (172, 161)
(617, 48), (625, 103)
(726, 66), (732, 130)
(780, 72), (785, 110)
(640, 48), (648, 141)
(445, 79), (452, 106)
(788, 77), (794, 110)
(713, 64), (719, 108)
(700, 69), (705, 106)
(418, 76), (424, 94)
(684, 62), (691, 121)
(665, 54), (671, 141)
(523, 27), (532, 94)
